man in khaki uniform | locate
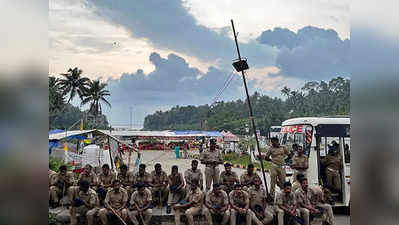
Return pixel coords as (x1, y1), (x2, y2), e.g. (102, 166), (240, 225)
(98, 180), (129, 225)
(78, 164), (98, 188)
(69, 164), (99, 204)
(265, 137), (292, 199)
(229, 184), (253, 225)
(184, 160), (204, 193)
(117, 164), (135, 197)
(240, 163), (261, 191)
(248, 177), (274, 225)
(128, 183), (153, 225)
(204, 183), (230, 225)
(220, 163), (239, 194)
(309, 185), (335, 225)
(295, 178), (323, 225)
(167, 165), (185, 214)
(98, 164), (116, 190)
(69, 180), (99, 225)
(173, 179), (210, 225)
(150, 163), (169, 207)
(133, 164), (152, 189)
(275, 182), (300, 225)
(200, 139), (224, 192)
(49, 168), (57, 200)
(49, 165), (74, 207)
(292, 174), (305, 193)
(322, 143), (343, 192)
(291, 145), (308, 181)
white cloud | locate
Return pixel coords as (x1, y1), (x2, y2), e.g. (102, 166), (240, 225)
(183, 0), (349, 41)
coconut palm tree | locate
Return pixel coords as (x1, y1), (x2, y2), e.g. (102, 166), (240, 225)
(58, 67), (90, 103)
(80, 80), (111, 124)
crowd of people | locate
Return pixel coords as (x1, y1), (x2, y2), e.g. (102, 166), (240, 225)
(48, 137), (338, 225)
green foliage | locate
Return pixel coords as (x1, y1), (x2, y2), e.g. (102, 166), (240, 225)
(144, 76), (350, 135)
(48, 213), (58, 225)
(223, 153), (272, 170)
(49, 69), (111, 130)
(49, 156), (72, 172)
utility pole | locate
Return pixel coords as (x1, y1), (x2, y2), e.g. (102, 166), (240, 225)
(130, 106), (133, 129)
(230, 19), (272, 201)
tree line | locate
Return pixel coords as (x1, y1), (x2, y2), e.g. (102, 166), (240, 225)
(49, 67), (111, 130)
(143, 76), (350, 135)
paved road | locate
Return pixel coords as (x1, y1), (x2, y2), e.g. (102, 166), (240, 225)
(124, 150), (350, 224)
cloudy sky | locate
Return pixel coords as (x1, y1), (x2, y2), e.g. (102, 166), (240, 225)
(49, 0), (349, 128)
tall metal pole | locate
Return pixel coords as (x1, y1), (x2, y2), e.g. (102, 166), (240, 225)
(231, 19), (271, 200)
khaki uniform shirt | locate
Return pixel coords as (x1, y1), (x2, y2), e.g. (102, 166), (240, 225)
(130, 188), (152, 208)
(292, 181), (301, 193)
(248, 186), (266, 209)
(99, 171), (116, 187)
(325, 154), (342, 171)
(309, 185), (323, 205)
(220, 171), (239, 187)
(276, 192), (296, 208)
(229, 190), (249, 208)
(168, 173), (184, 187)
(78, 172), (98, 187)
(295, 187), (312, 207)
(72, 188), (98, 209)
(49, 170), (57, 186)
(186, 187), (203, 208)
(240, 171), (261, 186)
(200, 149), (223, 166)
(184, 169), (203, 186)
(292, 154), (308, 171)
(266, 146), (290, 166)
(117, 171), (134, 188)
(104, 187), (128, 209)
(150, 170), (168, 188)
(206, 189), (229, 207)
(133, 172), (152, 186)
(52, 172), (74, 186)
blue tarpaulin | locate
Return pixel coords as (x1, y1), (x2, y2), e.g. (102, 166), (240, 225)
(173, 130), (222, 137)
(49, 129), (64, 135)
(49, 141), (59, 154)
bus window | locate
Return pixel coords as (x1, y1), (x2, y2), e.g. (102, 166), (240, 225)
(343, 137), (350, 163)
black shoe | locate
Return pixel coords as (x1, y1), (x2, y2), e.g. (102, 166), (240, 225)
(166, 205), (171, 214)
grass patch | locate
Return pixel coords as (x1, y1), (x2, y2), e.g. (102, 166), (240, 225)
(223, 153), (272, 170)
(49, 156), (72, 172)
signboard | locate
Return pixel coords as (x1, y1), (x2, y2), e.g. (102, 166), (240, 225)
(109, 138), (122, 168)
(281, 125), (303, 133)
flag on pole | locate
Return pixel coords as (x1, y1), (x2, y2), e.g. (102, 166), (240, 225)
(80, 119), (84, 130)
(64, 143), (68, 152)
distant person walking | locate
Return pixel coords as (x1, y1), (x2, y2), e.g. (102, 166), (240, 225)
(175, 145), (181, 159)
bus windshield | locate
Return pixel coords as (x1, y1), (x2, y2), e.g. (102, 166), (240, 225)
(280, 124), (313, 155)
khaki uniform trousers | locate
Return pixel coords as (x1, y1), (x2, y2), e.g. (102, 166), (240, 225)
(270, 165), (286, 198)
(252, 207), (275, 225)
(128, 209), (152, 225)
(316, 203), (335, 225)
(98, 208), (128, 225)
(205, 165), (220, 191)
(326, 168), (341, 191)
(152, 187), (169, 206)
(175, 206), (211, 225)
(167, 188), (185, 205)
(275, 206), (300, 225)
(230, 208), (252, 225)
(205, 208), (231, 225)
(70, 206), (98, 225)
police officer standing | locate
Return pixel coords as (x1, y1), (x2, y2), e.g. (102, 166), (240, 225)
(200, 139), (224, 192)
(265, 137), (292, 199)
(291, 145), (308, 181)
(322, 142), (343, 192)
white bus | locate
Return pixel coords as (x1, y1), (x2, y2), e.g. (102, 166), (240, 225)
(280, 117), (350, 207)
